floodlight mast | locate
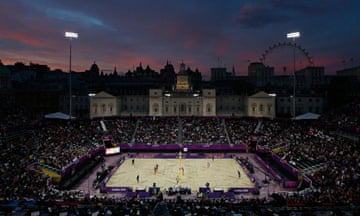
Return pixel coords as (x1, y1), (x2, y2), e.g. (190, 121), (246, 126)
(65, 31), (79, 120)
(286, 31), (300, 119)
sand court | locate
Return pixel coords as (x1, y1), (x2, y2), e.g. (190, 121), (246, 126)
(106, 158), (255, 192)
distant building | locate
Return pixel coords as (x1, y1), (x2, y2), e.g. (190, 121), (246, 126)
(336, 66), (360, 82)
(5, 60), (344, 119)
(90, 62), (277, 118)
(0, 62), (11, 90)
(296, 66), (325, 91)
(247, 91), (276, 119)
(247, 62), (274, 88)
(210, 66), (235, 81)
(276, 95), (324, 116)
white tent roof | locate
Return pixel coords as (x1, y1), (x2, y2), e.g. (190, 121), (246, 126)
(293, 112), (320, 120)
(44, 112), (75, 120)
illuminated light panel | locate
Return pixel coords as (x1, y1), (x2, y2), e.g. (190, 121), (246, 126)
(286, 32), (300, 38)
(65, 32), (79, 39)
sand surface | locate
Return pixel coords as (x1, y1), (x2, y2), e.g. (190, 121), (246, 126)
(106, 158), (254, 192)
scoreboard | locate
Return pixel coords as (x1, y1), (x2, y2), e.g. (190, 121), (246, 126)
(103, 136), (120, 155)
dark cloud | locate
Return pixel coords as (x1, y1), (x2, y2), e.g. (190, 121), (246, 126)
(235, 3), (289, 28)
(269, 0), (337, 15)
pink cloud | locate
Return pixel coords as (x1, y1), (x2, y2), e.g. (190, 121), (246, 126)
(2, 32), (45, 48)
(183, 38), (197, 49)
(215, 39), (230, 56)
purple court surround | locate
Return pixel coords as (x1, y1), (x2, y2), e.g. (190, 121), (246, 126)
(60, 143), (302, 196)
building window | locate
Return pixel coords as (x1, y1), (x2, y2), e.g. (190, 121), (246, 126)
(259, 104), (264, 112)
(153, 103), (159, 113)
(109, 104), (113, 113)
(267, 104), (272, 113)
(206, 104), (212, 113)
(102, 104), (106, 113)
(180, 104), (186, 113)
(251, 103), (257, 112)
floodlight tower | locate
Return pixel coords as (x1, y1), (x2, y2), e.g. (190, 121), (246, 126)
(286, 32), (300, 118)
(65, 32), (79, 120)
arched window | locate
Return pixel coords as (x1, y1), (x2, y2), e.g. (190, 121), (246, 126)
(102, 104), (106, 113)
(259, 104), (264, 112)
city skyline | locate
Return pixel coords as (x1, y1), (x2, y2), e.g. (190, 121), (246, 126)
(1, 0), (359, 79)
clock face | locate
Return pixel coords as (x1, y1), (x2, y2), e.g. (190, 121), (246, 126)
(176, 75), (190, 90)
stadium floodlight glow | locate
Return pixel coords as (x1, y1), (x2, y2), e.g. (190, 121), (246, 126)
(65, 32), (79, 39)
(287, 32), (300, 39)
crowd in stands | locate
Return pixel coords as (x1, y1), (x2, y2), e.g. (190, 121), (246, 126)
(133, 117), (178, 145)
(252, 105), (360, 206)
(0, 102), (36, 136)
(321, 101), (360, 134)
(103, 118), (137, 144)
(225, 117), (258, 145)
(0, 101), (359, 214)
(182, 118), (228, 144)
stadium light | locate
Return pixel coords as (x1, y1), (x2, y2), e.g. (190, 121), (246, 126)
(65, 31), (79, 120)
(286, 31), (300, 118)
(286, 32), (300, 39)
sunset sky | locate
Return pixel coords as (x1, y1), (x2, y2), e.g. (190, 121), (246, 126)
(0, 0), (359, 79)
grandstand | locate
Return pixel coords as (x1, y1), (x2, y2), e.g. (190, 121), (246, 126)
(0, 102), (359, 215)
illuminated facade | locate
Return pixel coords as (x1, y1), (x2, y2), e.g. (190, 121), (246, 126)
(89, 61), (276, 119)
